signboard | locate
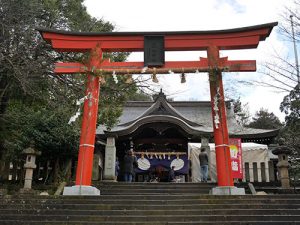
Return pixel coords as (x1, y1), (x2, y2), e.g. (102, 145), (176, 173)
(144, 36), (165, 67)
(229, 138), (243, 179)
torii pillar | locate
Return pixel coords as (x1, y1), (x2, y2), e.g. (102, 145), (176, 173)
(75, 46), (101, 186)
(64, 46), (102, 195)
(38, 22), (277, 195)
(208, 46), (238, 194)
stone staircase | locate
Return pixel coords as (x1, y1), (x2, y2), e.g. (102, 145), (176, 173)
(0, 182), (300, 224)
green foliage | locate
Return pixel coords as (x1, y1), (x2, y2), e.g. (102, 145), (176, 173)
(279, 84), (300, 158)
(0, 0), (140, 162)
(280, 84), (300, 126)
(98, 75), (139, 130)
(248, 108), (283, 129)
(231, 97), (250, 126)
(1, 100), (80, 161)
(0, 0), (116, 111)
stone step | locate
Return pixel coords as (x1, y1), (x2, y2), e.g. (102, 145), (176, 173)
(99, 186), (212, 189)
(2, 198), (300, 205)
(96, 184), (215, 190)
(0, 214), (300, 222)
(98, 194), (300, 200)
(1, 220), (300, 225)
(0, 208), (299, 216)
(100, 189), (210, 194)
(2, 194), (299, 200)
(97, 183), (216, 188)
(95, 182), (216, 186)
(98, 188), (214, 191)
(1, 203), (300, 210)
(1, 182), (299, 225)
(100, 194), (299, 199)
(98, 186), (213, 190)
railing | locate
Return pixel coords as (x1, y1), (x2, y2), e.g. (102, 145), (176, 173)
(243, 161), (277, 182)
(0, 160), (54, 184)
(0, 159), (287, 184)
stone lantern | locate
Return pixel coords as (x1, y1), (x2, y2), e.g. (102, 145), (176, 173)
(22, 143), (41, 189)
(272, 139), (292, 189)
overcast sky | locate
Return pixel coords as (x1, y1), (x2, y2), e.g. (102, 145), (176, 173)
(84, 0), (297, 121)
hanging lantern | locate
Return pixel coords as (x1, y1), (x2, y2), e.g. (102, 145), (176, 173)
(152, 74), (158, 83)
(180, 73), (186, 83)
(125, 74), (133, 83)
(152, 68), (159, 83)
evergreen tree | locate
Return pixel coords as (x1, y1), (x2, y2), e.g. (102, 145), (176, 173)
(280, 84), (300, 158)
(0, 0), (138, 165)
(231, 97), (250, 126)
(248, 108), (283, 129)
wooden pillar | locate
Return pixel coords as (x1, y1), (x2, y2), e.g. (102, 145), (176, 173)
(261, 162), (266, 182)
(207, 46), (233, 187)
(268, 161), (275, 182)
(245, 162), (250, 182)
(253, 162), (258, 182)
(75, 46), (102, 186)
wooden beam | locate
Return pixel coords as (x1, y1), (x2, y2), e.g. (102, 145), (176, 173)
(39, 23), (277, 52)
(135, 138), (186, 145)
(55, 58), (256, 74)
(50, 36), (260, 52)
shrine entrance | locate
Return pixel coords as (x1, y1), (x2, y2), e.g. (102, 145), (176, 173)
(38, 22), (277, 195)
(116, 121), (189, 182)
(99, 90), (205, 183)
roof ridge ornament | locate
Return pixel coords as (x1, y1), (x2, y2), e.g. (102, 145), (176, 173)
(155, 88), (166, 101)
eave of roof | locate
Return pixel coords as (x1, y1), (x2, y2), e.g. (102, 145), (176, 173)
(96, 93), (280, 140)
(36, 22), (277, 37)
(104, 115), (210, 138)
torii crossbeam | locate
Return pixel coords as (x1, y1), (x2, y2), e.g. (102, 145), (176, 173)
(38, 22), (277, 193)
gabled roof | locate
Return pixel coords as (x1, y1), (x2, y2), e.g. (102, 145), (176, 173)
(119, 91), (202, 127)
(96, 91), (279, 140)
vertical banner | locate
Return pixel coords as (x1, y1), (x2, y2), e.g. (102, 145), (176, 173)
(229, 138), (243, 179)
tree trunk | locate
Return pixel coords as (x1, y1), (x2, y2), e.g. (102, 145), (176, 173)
(64, 158), (72, 182)
(53, 157), (60, 184)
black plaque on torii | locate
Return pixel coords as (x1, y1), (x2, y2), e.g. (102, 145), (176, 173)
(144, 35), (165, 67)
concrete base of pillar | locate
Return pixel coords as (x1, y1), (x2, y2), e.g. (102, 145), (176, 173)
(102, 179), (117, 183)
(210, 186), (245, 195)
(63, 185), (100, 196)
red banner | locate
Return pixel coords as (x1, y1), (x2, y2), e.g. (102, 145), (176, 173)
(229, 138), (243, 179)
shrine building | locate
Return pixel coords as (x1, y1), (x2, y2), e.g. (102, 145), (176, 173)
(96, 90), (279, 182)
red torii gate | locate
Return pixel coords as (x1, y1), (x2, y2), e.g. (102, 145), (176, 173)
(38, 22), (277, 191)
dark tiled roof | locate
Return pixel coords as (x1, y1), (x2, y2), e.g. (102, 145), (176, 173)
(96, 93), (279, 139)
